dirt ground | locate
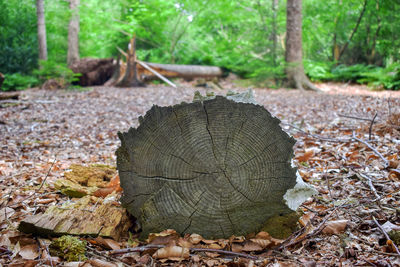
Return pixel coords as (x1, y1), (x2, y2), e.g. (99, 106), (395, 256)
(1, 81), (400, 266)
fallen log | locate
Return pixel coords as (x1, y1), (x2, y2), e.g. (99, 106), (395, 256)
(117, 93), (298, 239)
(0, 91), (20, 101)
(112, 36), (223, 87)
(142, 62), (223, 79)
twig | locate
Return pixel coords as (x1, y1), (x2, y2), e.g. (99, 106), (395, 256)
(352, 132), (389, 168)
(281, 205), (341, 249)
(358, 173), (381, 200)
(369, 112), (378, 141)
(338, 114), (374, 121)
(38, 156), (57, 191)
(372, 216), (400, 256)
(107, 244), (258, 260)
(281, 123), (352, 143)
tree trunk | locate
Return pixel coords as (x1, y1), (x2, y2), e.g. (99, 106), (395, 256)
(271, 0), (279, 67)
(36, 0), (47, 61)
(117, 96), (297, 239)
(67, 0), (80, 67)
(285, 0), (319, 91)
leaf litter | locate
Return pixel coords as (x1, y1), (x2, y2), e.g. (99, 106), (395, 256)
(0, 82), (400, 266)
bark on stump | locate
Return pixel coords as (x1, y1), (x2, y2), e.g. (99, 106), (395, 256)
(117, 96), (297, 239)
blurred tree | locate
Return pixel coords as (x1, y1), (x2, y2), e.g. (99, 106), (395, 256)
(36, 0), (47, 62)
(285, 0), (319, 90)
(67, 0), (80, 66)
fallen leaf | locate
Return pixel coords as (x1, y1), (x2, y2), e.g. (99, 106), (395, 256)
(86, 259), (118, 267)
(299, 212), (315, 227)
(322, 220), (348, 235)
(188, 233), (203, 245)
(94, 236), (121, 250)
(19, 244), (39, 260)
(152, 245), (190, 260)
(297, 150), (314, 162)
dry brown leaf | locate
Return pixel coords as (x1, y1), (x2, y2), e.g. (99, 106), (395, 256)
(297, 150), (314, 162)
(322, 219), (348, 235)
(299, 212), (315, 227)
(177, 237), (192, 248)
(86, 259), (118, 267)
(188, 233), (203, 244)
(255, 231), (271, 240)
(152, 245), (190, 260)
(204, 259), (219, 267)
(94, 236), (121, 250)
(206, 243), (223, 249)
(250, 238), (272, 249)
(147, 229), (179, 244)
(19, 244), (39, 260)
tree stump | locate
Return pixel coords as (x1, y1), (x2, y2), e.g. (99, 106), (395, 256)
(117, 96), (297, 239)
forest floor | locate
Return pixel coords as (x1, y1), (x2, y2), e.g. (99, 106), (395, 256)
(1, 81), (400, 266)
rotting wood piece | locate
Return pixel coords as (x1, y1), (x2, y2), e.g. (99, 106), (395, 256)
(18, 197), (131, 240)
(117, 96), (297, 239)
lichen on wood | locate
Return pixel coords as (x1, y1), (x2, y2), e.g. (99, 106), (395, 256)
(117, 95), (297, 239)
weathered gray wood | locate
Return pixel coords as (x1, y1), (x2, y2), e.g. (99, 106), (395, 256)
(145, 62), (223, 79)
(117, 96), (296, 239)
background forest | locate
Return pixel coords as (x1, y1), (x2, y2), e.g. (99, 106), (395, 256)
(1, 0), (400, 91)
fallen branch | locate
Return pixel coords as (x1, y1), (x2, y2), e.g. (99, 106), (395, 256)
(136, 60), (177, 88)
(107, 244), (258, 260)
(373, 216), (400, 256)
(352, 132), (389, 168)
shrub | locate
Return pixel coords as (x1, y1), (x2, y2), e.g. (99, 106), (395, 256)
(1, 73), (39, 91)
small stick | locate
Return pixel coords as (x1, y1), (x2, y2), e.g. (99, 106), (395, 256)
(107, 244), (258, 260)
(358, 173), (381, 200)
(352, 132), (389, 168)
(282, 206), (340, 249)
(136, 60), (177, 88)
(368, 112), (378, 141)
(282, 123), (352, 143)
(372, 216), (400, 256)
(338, 114), (374, 121)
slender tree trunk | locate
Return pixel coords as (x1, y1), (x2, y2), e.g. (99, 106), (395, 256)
(285, 0), (319, 91)
(36, 0), (47, 61)
(67, 0), (80, 66)
(271, 0), (279, 67)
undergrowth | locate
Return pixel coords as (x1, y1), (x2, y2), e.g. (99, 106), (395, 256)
(305, 60), (400, 90)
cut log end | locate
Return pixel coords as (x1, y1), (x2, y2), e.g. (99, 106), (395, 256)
(117, 96), (297, 239)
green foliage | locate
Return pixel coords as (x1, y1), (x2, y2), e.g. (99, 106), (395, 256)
(1, 0), (400, 90)
(1, 73), (39, 91)
(304, 60), (334, 81)
(305, 61), (400, 90)
(34, 60), (81, 85)
(357, 63), (400, 90)
(0, 0), (38, 74)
